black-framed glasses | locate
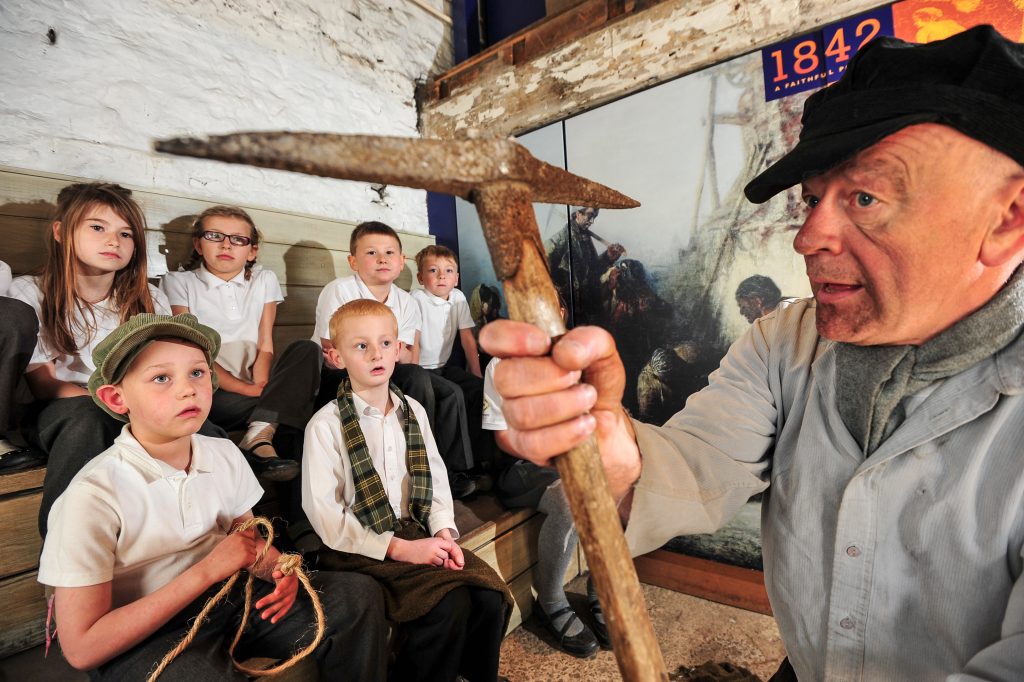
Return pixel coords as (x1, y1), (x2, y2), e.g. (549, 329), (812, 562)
(201, 230), (253, 247)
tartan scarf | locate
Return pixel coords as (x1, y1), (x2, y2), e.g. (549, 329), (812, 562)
(336, 379), (432, 535)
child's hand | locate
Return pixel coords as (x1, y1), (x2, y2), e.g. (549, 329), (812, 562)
(199, 530), (259, 583)
(254, 568), (298, 624)
(387, 537), (456, 566)
(434, 530), (465, 571)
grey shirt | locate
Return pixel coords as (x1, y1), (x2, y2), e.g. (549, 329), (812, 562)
(625, 298), (1024, 681)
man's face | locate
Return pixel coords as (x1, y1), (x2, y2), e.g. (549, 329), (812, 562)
(417, 256), (459, 299)
(573, 208), (597, 230)
(327, 313), (400, 393)
(736, 295), (764, 323)
(348, 234), (404, 286)
(796, 124), (1005, 346)
(106, 339), (213, 445)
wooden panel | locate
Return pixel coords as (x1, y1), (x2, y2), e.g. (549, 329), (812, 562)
(505, 566), (538, 633)
(0, 571), (47, 657)
(421, 0), (889, 138)
(0, 492), (43, 578)
(0, 467), (45, 497)
(272, 324), (316, 349)
(470, 514), (543, 584)
(634, 549), (772, 616)
(459, 505), (538, 553)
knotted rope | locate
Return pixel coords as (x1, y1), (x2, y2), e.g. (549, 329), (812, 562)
(147, 516), (325, 681)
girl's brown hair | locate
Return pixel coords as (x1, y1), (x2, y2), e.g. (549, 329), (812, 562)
(185, 205), (261, 280)
(39, 182), (155, 356)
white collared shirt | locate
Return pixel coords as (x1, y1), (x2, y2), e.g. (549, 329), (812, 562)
(0, 261), (11, 296)
(481, 358), (506, 430)
(302, 391), (457, 560)
(8, 276), (170, 387)
(161, 265), (283, 382)
(411, 287), (474, 369)
(313, 274), (421, 347)
(38, 427), (263, 609)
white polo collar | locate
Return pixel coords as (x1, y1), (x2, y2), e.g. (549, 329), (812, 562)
(197, 264), (246, 289)
(419, 289), (453, 307)
(116, 426), (213, 483)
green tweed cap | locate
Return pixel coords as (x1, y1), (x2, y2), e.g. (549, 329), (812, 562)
(88, 313), (221, 422)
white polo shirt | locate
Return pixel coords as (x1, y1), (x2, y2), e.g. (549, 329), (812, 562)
(0, 261), (11, 296)
(302, 392), (456, 561)
(411, 288), (474, 369)
(481, 358), (507, 431)
(38, 427), (264, 609)
(8, 276), (170, 387)
(161, 265), (284, 382)
(313, 274), (420, 348)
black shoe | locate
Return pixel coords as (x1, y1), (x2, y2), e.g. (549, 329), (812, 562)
(534, 604), (599, 658)
(241, 442), (299, 482)
(449, 472), (477, 499)
(587, 584), (612, 649)
(0, 446), (45, 474)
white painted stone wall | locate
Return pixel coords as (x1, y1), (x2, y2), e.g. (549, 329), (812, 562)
(0, 0), (452, 234)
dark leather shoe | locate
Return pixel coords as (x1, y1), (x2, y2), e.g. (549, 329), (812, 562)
(534, 604), (599, 658)
(241, 443), (299, 482)
(588, 589), (612, 649)
(449, 472), (477, 499)
(0, 446), (45, 473)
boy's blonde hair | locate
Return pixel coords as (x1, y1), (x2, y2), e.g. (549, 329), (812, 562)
(328, 299), (399, 348)
(414, 244), (459, 272)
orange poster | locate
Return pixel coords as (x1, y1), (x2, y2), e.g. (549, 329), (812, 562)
(893, 0), (1024, 43)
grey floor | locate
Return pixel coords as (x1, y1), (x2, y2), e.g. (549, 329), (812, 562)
(0, 577), (784, 681)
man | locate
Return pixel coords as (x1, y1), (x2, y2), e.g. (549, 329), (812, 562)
(735, 274), (783, 323)
(482, 27), (1024, 681)
(546, 207), (626, 325)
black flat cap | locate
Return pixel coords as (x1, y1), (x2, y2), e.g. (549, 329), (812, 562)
(744, 25), (1024, 204)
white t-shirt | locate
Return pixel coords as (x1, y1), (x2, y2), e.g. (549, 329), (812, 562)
(161, 265), (284, 382)
(481, 358), (506, 431)
(313, 274), (420, 348)
(302, 391), (457, 561)
(8, 276), (171, 387)
(411, 288), (474, 369)
(38, 427), (264, 609)
(0, 261), (11, 296)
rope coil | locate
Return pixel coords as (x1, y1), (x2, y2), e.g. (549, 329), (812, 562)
(147, 516), (325, 681)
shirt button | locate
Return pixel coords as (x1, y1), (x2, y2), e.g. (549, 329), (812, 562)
(846, 545), (860, 558)
(840, 617), (855, 630)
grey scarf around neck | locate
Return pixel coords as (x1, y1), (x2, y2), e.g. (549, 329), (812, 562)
(834, 267), (1024, 455)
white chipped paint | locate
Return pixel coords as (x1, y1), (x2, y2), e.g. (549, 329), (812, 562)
(0, 0), (452, 234)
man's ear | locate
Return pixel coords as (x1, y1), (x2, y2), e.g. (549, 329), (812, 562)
(94, 384), (130, 417)
(980, 175), (1024, 267)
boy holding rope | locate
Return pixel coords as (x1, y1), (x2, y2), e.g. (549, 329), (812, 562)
(303, 299), (511, 682)
(38, 312), (387, 680)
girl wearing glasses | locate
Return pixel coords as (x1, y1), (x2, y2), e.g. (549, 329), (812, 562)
(162, 206), (321, 483)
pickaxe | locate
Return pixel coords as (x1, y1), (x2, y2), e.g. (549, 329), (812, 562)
(156, 132), (669, 681)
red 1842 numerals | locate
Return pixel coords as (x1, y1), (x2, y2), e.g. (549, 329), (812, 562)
(769, 18), (880, 82)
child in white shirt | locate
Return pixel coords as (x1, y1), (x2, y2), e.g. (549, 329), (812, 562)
(0, 260), (41, 470)
(162, 206), (321, 482)
(303, 299), (510, 682)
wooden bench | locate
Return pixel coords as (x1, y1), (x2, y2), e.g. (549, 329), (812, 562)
(0, 166), (581, 663)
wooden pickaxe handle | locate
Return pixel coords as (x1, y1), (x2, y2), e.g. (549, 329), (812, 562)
(474, 182), (667, 682)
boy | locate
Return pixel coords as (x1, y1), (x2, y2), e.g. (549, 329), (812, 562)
(411, 246), (485, 472)
(38, 312), (386, 680)
(303, 299), (510, 682)
(313, 222), (476, 498)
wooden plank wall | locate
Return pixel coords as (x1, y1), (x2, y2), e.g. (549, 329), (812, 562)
(0, 165), (436, 348)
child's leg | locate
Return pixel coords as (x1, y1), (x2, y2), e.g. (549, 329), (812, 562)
(236, 571), (388, 682)
(534, 480), (599, 656)
(436, 365), (483, 468)
(392, 363), (474, 475)
(0, 298), (38, 463)
(90, 625), (248, 681)
(459, 586), (506, 682)
(247, 340), (322, 433)
(391, 586), (471, 682)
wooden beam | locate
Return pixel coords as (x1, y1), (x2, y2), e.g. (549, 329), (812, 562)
(420, 0), (891, 138)
(634, 549), (773, 616)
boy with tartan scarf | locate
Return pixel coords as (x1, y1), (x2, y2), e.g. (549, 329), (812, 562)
(302, 299), (510, 682)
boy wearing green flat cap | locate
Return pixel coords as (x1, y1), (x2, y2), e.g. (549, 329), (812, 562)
(38, 313), (387, 680)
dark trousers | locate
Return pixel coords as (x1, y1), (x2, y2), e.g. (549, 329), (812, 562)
(0, 298), (38, 431)
(431, 365), (483, 470)
(318, 363), (473, 472)
(33, 396), (228, 536)
(91, 570), (388, 682)
(209, 340), (322, 433)
(391, 586), (505, 682)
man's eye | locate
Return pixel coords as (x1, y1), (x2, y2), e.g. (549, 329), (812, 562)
(190, 368), (205, 379)
(803, 195), (820, 208)
(855, 192), (876, 207)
